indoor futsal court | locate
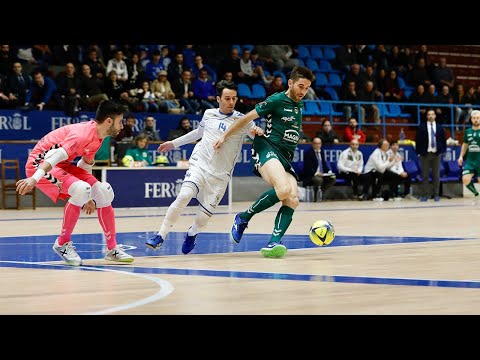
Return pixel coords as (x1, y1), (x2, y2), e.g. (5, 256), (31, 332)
(1, 198), (480, 315)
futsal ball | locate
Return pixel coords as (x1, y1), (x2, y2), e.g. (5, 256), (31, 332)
(309, 220), (335, 246)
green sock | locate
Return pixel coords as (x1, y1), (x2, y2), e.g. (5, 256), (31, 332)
(466, 182), (479, 196)
(240, 188), (280, 222)
(270, 205), (294, 244)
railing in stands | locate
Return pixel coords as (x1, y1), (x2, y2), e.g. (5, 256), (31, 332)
(302, 99), (480, 139)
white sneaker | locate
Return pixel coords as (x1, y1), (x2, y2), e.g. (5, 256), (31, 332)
(105, 245), (134, 263)
(472, 196), (479, 206)
(372, 197), (384, 202)
(394, 197), (404, 201)
(52, 238), (82, 266)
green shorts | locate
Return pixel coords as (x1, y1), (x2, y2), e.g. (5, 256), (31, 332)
(251, 137), (299, 181)
(462, 162), (480, 176)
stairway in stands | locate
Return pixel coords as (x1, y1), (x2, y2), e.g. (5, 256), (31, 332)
(424, 45), (480, 89)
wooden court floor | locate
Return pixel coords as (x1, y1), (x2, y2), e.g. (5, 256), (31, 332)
(1, 197), (480, 315)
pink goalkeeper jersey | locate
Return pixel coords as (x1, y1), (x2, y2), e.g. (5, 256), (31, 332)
(29, 120), (102, 165)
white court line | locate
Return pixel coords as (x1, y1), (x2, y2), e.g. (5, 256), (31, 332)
(0, 261), (174, 315)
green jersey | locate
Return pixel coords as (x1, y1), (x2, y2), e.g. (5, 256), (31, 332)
(254, 91), (304, 161)
(463, 127), (480, 166)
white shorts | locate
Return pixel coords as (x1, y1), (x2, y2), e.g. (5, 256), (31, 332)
(182, 163), (229, 215)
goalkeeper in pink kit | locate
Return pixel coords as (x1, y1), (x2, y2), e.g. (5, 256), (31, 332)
(16, 100), (134, 266)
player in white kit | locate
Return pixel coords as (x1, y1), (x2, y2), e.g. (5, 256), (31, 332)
(145, 80), (264, 254)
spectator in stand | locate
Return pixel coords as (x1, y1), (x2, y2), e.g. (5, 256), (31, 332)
(24, 69), (58, 111)
(55, 62), (82, 116)
(316, 119), (339, 145)
(126, 52), (146, 90)
(192, 68), (217, 113)
(167, 52), (187, 84)
(171, 69), (201, 114)
(359, 80), (381, 123)
(383, 69), (405, 103)
(415, 109), (447, 202)
(6, 61), (32, 107)
(116, 113), (137, 143)
(363, 139), (395, 201)
(341, 80), (365, 123)
(78, 63), (109, 111)
(137, 80), (161, 113)
(407, 84), (428, 120)
(386, 140), (412, 200)
(0, 45), (18, 76)
(0, 74), (15, 109)
(159, 46), (172, 69)
(191, 54), (216, 82)
(104, 70), (131, 109)
(150, 70), (182, 114)
(433, 57), (455, 91)
(84, 47), (106, 81)
(344, 117), (367, 143)
(168, 116), (192, 140)
(342, 63), (367, 92)
(106, 50), (128, 84)
(454, 83), (471, 130)
(435, 85), (454, 124)
(266, 75), (285, 97)
(220, 47), (241, 83)
(334, 45), (356, 72)
(139, 116), (160, 141)
(182, 45), (196, 71)
(398, 46), (416, 75)
(237, 48), (260, 86)
(407, 57), (432, 89)
(52, 45), (82, 67)
(144, 49), (165, 82)
(250, 49), (273, 86)
(371, 45), (388, 71)
(353, 45), (372, 68)
(387, 46), (403, 74)
(337, 139), (371, 200)
(302, 137), (336, 201)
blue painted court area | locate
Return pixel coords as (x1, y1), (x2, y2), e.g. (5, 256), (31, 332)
(0, 231), (474, 262)
(1, 232), (479, 289)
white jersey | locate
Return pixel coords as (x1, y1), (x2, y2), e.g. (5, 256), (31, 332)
(364, 148), (394, 174)
(386, 149), (404, 175)
(337, 148), (364, 174)
(171, 108), (255, 181)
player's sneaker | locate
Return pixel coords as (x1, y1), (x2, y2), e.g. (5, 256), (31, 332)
(53, 238), (82, 266)
(260, 242), (287, 258)
(145, 234), (164, 250)
(105, 245), (134, 263)
(182, 228), (197, 254)
(472, 195), (479, 206)
(231, 213), (248, 244)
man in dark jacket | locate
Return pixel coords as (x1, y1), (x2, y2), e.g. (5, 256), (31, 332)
(302, 137), (336, 201)
(415, 108), (447, 201)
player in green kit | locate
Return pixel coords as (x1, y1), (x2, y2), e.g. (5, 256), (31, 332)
(213, 66), (315, 258)
(458, 109), (480, 205)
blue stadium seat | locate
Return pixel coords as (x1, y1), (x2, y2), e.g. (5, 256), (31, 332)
(444, 160), (462, 180)
(303, 101), (321, 116)
(327, 73), (342, 87)
(306, 59), (319, 72)
(324, 87), (339, 101)
(323, 47), (336, 61)
(314, 73), (328, 88)
(251, 83), (266, 99)
(403, 161), (419, 181)
(297, 45), (310, 60)
(237, 83), (252, 99)
(272, 70), (287, 85)
(310, 46), (323, 60)
(317, 60), (333, 72)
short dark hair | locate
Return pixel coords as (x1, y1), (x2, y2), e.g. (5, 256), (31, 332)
(216, 80), (238, 97)
(95, 100), (127, 123)
(289, 66), (315, 83)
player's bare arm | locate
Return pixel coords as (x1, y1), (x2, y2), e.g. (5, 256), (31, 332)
(213, 109), (260, 150)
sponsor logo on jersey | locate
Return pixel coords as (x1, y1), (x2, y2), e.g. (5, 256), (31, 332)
(294, 107), (299, 114)
(283, 129), (299, 143)
(281, 116), (295, 122)
(284, 108), (293, 112)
